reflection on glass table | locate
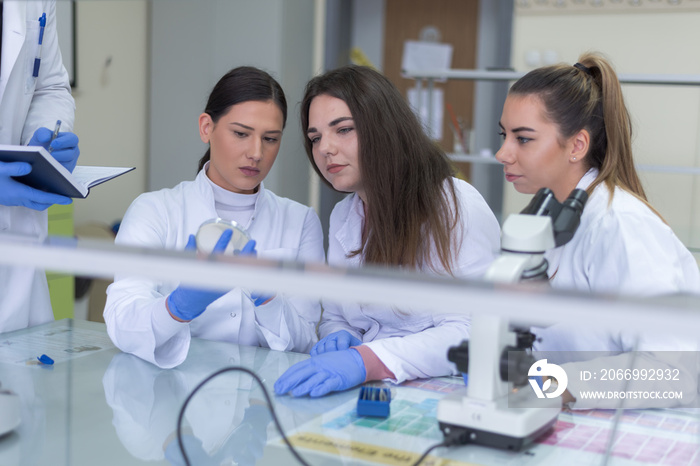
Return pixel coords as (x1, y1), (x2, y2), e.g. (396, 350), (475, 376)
(1, 319), (699, 466)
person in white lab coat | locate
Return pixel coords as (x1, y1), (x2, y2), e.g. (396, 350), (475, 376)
(495, 52), (700, 408)
(104, 67), (324, 369)
(274, 65), (501, 397)
(0, 0), (80, 333)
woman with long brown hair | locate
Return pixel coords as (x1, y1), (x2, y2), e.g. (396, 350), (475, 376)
(275, 65), (500, 397)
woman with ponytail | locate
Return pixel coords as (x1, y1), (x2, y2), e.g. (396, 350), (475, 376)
(496, 52), (700, 408)
(497, 52), (698, 295)
(105, 67), (324, 369)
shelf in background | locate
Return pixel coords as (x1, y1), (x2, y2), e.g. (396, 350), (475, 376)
(448, 154), (700, 175)
(404, 69), (700, 87)
(447, 153), (501, 165)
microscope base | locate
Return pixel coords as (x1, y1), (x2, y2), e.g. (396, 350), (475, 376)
(438, 418), (556, 451)
(436, 388), (560, 451)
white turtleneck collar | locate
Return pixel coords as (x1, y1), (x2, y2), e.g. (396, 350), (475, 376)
(202, 162), (260, 229)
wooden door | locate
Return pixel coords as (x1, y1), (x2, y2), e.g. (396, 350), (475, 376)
(383, 0), (480, 179)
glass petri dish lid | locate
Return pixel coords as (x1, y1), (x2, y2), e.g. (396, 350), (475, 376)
(195, 218), (251, 255)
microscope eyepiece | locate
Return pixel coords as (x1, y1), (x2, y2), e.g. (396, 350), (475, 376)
(518, 187), (589, 248)
(562, 189), (588, 214)
(520, 188), (558, 216)
(552, 188), (589, 247)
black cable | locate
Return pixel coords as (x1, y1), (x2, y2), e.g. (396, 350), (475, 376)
(412, 428), (470, 466)
(176, 366), (312, 466)
(412, 440), (449, 466)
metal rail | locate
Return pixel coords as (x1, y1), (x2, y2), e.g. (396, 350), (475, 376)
(0, 234), (698, 339)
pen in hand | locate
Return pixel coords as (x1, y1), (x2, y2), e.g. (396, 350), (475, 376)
(48, 120), (61, 153)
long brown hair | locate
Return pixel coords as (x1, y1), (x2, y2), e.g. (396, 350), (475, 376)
(301, 66), (461, 274)
(509, 52), (659, 215)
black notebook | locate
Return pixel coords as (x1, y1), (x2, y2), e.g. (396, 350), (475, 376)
(0, 145), (135, 198)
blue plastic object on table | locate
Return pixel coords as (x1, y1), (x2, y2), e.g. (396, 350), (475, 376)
(357, 387), (391, 418)
(37, 354), (54, 365)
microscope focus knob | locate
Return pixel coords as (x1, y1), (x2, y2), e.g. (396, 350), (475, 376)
(447, 340), (469, 374)
(499, 346), (535, 387)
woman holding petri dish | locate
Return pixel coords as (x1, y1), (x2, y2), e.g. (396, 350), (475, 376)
(104, 67), (324, 369)
(274, 65), (501, 397)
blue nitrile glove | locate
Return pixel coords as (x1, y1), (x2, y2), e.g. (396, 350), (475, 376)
(166, 231), (233, 322)
(310, 330), (362, 356)
(0, 161), (72, 210)
(28, 127), (80, 173)
(240, 240), (274, 306)
(274, 349), (367, 397)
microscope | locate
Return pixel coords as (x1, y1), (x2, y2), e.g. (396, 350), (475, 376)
(437, 188), (588, 450)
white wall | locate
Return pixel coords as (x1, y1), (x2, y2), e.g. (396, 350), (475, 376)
(278, 1), (317, 202)
(351, 0), (385, 71)
(70, 0), (314, 232)
(149, 0), (315, 206)
(72, 1), (148, 228)
(507, 9), (700, 255)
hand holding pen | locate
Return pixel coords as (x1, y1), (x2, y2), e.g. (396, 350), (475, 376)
(27, 121), (81, 173)
(48, 120), (61, 153)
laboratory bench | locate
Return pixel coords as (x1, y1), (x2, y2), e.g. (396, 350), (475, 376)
(0, 319), (698, 466)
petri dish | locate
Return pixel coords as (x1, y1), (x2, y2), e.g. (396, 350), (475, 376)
(195, 218), (251, 255)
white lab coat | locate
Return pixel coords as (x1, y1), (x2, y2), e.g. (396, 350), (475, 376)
(104, 170), (325, 368)
(535, 168), (700, 408)
(545, 169), (699, 296)
(0, 0), (75, 334)
(320, 177), (501, 383)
